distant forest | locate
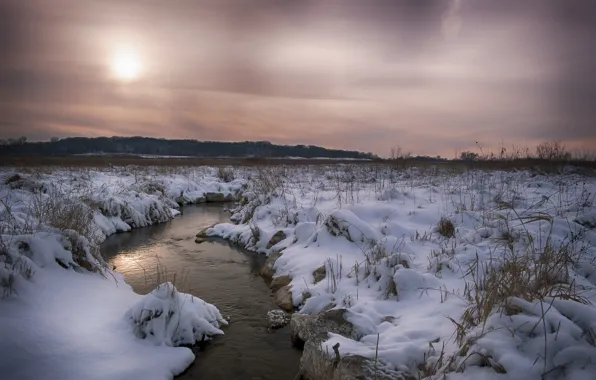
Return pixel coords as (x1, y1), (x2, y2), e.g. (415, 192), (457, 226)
(0, 136), (377, 159)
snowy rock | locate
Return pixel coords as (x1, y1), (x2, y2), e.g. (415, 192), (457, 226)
(312, 266), (326, 284)
(291, 309), (359, 348)
(291, 309), (397, 380)
(196, 225), (215, 239)
(125, 282), (227, 347)
(324, 210), (379, 243)
(275, 285), (294, 312)
(266, 309), (290, 329)
(266, 230), (287, 249)
(270, 275), (292, 292)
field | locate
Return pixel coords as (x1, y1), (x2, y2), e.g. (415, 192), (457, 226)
(1, 161), (596, 380)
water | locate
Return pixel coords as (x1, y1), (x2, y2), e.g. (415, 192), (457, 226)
(100, 205), (301, 380)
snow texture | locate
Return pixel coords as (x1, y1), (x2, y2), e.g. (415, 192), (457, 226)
(2, 165), (596, 380)
(206, 165), (596, 379)
(126, 282), (227, 346)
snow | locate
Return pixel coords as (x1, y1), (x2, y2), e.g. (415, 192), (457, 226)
(126, 282), (227, 347)
(205, 165), (596, 379)
(0, 167), (240, 380)
(2, 164), (596, 379)
(0, 268), (200, 380)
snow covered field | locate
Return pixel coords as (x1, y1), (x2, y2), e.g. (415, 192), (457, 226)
(203, 164), (596, 379)
(1, 164), (596, 380)
(0, 167), (243, 380)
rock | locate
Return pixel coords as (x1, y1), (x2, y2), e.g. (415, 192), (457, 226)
(293, 309), (413, 380)
(290, 313), (312, 349)
(270, 275), (292, 292)
(266, 230), (287, 249)
(195, 237), (207, 244)
(291, 309), (359, 348)
(205, 192), (226, 202)
(260, 251), (282, 280)
(275, 285), (293, 312)
(196, 225), (214, 239)
(266, 309), (290, 329)
(312, 266), (326, 284)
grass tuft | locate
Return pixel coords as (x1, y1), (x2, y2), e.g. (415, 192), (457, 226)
(437, 217), (456, 238)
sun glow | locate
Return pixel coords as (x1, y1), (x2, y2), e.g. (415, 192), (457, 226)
(111, 49), (141, 81)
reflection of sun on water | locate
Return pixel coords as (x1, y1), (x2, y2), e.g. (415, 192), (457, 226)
(111, 49), (142, 81)
(110, 248), (174, 294)
(111, 249), (152, 275)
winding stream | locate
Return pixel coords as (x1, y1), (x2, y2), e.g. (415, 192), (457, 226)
(100, 205), (301, 380)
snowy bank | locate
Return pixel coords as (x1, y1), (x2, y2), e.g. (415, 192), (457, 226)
(205, 165), (596, 380)
(0, 265), (227, 380)
(0, 167), (240, 380)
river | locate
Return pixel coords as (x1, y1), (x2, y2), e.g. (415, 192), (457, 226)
(100, 204), (301, 380)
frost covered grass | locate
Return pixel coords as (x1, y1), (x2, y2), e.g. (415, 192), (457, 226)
(205, 163), (596, 379)
(0, 166), (244, 380)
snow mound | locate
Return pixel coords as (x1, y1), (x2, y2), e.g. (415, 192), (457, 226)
(126, 282), (227, 347)
(463, 297), (596, 379)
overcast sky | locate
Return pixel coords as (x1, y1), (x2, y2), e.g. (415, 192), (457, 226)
(1, 0), (595, 156)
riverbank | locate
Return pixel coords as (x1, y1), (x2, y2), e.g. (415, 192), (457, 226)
(0, 167), (243, 380)
(203, 165), (596, 380)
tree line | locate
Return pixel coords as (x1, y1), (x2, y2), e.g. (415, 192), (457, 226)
(0, 136), (377, 159)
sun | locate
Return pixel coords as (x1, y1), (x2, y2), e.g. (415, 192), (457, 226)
(111, 50), (141, 81)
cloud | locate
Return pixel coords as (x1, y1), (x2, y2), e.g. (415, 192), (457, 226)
(1, 0), (595, 156)
(442, 0), (462, 39)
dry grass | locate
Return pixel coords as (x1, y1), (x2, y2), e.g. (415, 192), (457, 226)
(133, 255), (191, 295)
(32, 192), (95, 240)
(0, 235), (36, 298)
(437, 217), (456, 238)
(451, 230), (587, 346)
(216, 166), (236, 182)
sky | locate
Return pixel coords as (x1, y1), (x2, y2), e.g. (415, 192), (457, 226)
(1, 0), (595, 157)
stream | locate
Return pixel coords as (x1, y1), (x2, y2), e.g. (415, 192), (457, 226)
(100, 204), (301, 380)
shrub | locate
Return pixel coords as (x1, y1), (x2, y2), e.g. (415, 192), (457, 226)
(535, 140), (571, 161)
(460, 151), (479, 161)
